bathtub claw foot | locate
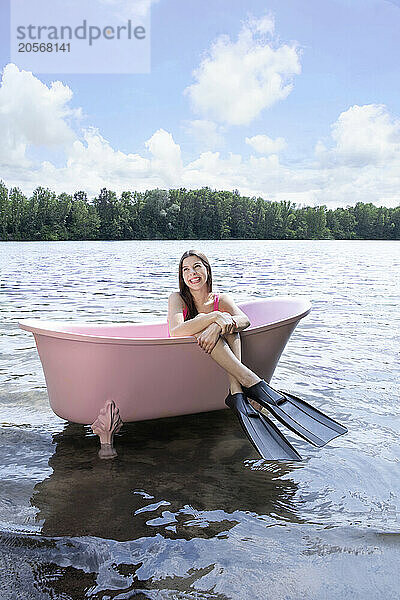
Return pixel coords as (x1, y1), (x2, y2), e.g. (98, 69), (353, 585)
(98, 443), (118, 460)
(91, 400), (123, 459)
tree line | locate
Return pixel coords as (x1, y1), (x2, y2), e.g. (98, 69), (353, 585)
(0, 181), (399, 241)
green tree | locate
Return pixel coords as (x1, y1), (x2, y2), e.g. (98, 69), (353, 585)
(264, 202), (284, 239)
(22, 187), (59, 240)
(353, 202), (378, 239)
(229, 192), (254, 239)
(68, 196), (100, 239)
(174, 188), (196, 238)
(0, 183), (398, 241)
(253, 198), (265, 239)
(303, 205), (330, 239)
(0, 181), (9, 241)
(8, 187), (27, 240)
(326, 207), (356, 239)
(139, 189), (170, 238)
(388, 206), (400, 240)
(93, 188), (122, 239)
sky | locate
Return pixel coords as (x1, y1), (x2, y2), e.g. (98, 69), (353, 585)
(0, 0), (400, 208)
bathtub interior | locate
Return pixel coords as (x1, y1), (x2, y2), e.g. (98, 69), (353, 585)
(20, 297), (310, 340)
(54, 322), (171, 338)
(239, 297), (311, 329)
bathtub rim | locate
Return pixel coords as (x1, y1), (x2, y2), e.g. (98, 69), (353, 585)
(18, 296), (311, 346)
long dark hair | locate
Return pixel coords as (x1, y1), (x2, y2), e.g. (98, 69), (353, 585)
(178, 250), (213, 320)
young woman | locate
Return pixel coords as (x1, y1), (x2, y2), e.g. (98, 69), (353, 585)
(168, 249), (262, 398)
(168, 250), (347, 461)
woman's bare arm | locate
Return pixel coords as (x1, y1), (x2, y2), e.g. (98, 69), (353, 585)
(218, 293), (251, 332)
(168, 292), (225, 337)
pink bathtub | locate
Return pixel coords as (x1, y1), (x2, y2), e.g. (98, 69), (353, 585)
(19, 296), (311, 457)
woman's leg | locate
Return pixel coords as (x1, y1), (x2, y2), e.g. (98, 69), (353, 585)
(218, 333), (263, 411)
(222, 333), (243, 394)
(194, 331), (260, 389)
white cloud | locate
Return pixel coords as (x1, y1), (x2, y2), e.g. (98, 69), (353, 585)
(1, 127), (182, 195)
(247, 14), (275, 36)
(68, 127), (150, 181)
(0, 63), (79, 166)
(184, 15), (301, 126)
(183, 151), (246, 190)
(145, 128), (183, 186)
(3, 128), (152, 195)
(309, 104), (400, 206)
(183, 120), (225, 150)
(245, 134), (286, 154)
(316, 104), (400, 167)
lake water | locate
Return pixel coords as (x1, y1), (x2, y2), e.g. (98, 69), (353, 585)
(0, 240), (399, 600)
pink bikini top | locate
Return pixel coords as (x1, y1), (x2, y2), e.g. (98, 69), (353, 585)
(168, 293), (219, 337)
(182, 293), (219, 319)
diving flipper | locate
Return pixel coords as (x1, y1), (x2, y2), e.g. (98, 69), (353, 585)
(243, 380), (348, 447)
(225, 393), (302, 461)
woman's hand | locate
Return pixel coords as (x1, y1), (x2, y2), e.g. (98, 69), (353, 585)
(213, 311), (235, 335)
(196, 323), (221, 354)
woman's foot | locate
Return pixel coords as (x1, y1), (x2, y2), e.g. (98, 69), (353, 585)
(242, 379), (273, 412)
(225, 391), (263, 417)
(243, 379), (285, 408)
(229, 382), (263, 412)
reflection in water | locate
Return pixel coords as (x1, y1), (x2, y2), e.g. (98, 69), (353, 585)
(32, 412), (301, 541)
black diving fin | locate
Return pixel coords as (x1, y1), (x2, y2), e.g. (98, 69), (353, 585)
(243, 380), (348, 447)
(225, 393), (302, 461)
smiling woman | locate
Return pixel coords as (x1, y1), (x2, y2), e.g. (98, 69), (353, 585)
(168, 249), (250, 343)
(167, 249), (347, 461)
(168, 248), (257, 392)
